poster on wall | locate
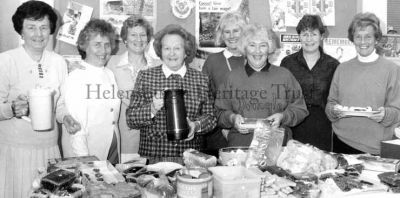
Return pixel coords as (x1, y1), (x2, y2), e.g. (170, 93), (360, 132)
(269, 0), (287, 32)
(195, 0), (249, 52)
(99, 0), (156, 37)
(56, 1), (93, 46)
(377, 35), (400, 58)
(270, 33), (301, 65)
(272, 0), (335, 29)
(323, 38), (357, 63)
(170, 0), (195, 19)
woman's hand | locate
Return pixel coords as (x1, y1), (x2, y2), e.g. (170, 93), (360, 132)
(331, 104), (346, 119)
(63, 115), (81, 134)
(12, 94), (29, 118)
(231, 114), (249, 134)
(185, 117), (199, 141)
(368, 107), (385, 123)
(151, 91), (164, 115)
(267, 113), (284, 128)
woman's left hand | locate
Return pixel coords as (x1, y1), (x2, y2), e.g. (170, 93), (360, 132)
(368, 107), (385, 123)
(267, 113), (284, 128)
(185, 117), (199, 141)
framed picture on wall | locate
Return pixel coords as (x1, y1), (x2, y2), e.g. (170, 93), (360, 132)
(195, 0), (249, 53)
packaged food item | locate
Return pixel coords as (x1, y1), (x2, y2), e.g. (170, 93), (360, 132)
(276, 140), (338, 174)
(219, 147), (250, 166)
(144, 174), (176, 198)
(240, 118), (271, 129)
(41, 169), (77, 192)
(176, 167), (213, 198)
(209, 166), (262, 198)
(378, 172), (400, 187)
(357, 154), (400, 172)
(183, 149), (217, 168)
(246, 126), (285, 168)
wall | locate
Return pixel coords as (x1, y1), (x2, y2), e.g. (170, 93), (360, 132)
(0, 0), (358, 54)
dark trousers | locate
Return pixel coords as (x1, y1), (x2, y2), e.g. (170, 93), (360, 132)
(292, 106), (333, 152)
(332, 133), (364, 154)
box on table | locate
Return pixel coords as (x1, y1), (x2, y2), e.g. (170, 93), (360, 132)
(208, 166), (262, 198)
(381, 139), (400, 160)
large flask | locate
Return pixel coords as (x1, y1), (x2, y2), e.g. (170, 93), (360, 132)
(164, 89), (189, 140)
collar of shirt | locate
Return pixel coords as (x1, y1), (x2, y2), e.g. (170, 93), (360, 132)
(162, 64), (187, 78)
(245, 61), (270, 77)
(80, 60), (106, 72)
(223, 48), (242, 59)
(357, 49), (379, 63)
(295, 47), (326, 69)
(20, 46), (48, 65)
(114, 51), (130, 68)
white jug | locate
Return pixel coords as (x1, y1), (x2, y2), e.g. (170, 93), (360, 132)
(29, 88), (54, 131)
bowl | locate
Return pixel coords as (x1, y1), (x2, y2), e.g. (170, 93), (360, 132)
(218, 146), (251, 166)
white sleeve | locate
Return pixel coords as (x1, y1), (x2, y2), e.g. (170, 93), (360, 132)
(64, 71), (89, 156)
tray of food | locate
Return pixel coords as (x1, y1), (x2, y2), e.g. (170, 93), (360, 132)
(334, 105), (379, 117)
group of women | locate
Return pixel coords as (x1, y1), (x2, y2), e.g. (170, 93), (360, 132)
(1, 1), (400, 197)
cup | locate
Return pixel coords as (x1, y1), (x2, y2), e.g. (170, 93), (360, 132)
(29, 88), (54, 131)
(164, 89), (189, 140)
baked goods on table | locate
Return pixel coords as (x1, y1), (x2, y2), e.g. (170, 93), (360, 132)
(183, 149), (217, 168)
(276, 140), (338, 175)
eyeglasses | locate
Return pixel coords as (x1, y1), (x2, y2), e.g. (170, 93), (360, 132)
(299, 32), (320, 39)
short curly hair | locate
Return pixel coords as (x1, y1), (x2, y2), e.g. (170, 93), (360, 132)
(347, 12), (382, 42)
(237, 24), (277, 56)
(296, 14), (327, 36)
(214, 11), (248, 46)
(12, 0), (58, 35)
(120, 15), (153, 43)
(77, 19), (117, 59)
(153, 24), (196, 65)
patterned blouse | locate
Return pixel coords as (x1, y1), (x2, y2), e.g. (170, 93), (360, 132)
(126, 65), (216, 157)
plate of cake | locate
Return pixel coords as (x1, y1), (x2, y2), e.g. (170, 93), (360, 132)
(335, 105), (380, 117)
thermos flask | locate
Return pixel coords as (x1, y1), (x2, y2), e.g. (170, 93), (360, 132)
(164, 89), (189, 140)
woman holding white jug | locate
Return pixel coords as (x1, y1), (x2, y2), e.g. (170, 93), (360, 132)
(0, 1), (80, 197)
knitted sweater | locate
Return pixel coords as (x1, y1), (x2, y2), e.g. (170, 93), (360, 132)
(326, 56), (400, 154)
(215, 63), (309, 131)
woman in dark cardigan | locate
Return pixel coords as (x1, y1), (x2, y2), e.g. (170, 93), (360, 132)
(280, 15), (339, 151)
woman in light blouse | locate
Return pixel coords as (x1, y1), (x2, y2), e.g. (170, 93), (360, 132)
(0, 1), (79, 197)
(106, 15), (157, 162)
(62, 19), (121, 164)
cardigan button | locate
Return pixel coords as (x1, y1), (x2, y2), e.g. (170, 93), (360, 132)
(110, 108), (113, 112)
(112, 121), (116, 125)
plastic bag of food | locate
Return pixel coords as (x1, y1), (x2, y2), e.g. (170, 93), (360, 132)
(276, 140), (338, 174)
(246, 125), (285, 168)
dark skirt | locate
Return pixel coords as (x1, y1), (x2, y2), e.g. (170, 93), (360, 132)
(292, 106), (333, 151)
(332, 133), (364, 154)
(203, 127), (228, 157)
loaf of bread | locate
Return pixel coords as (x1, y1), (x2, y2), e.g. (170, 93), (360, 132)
(183, 149), (217, 168)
